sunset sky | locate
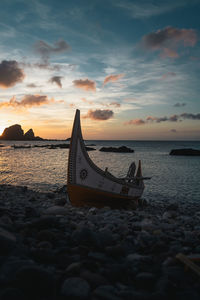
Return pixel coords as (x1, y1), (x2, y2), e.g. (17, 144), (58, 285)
(0, 0), (200, 140)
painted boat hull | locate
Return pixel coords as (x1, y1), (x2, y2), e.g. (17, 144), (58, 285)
(68, 183), (139, 208)
(67, 109), (144, 208)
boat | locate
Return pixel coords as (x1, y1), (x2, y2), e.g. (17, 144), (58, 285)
(67, 109), (149, 208)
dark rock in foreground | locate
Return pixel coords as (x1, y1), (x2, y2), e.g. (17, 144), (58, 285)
(170, 148), (200, 156)
(99, 146), (134, 153)
(1, 184), (200, 299)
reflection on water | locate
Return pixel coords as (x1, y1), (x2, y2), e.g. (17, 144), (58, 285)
(0, 140), (200, 202)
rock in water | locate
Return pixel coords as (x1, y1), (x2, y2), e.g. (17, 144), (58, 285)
(24, 129), (35, 140)
(1, 124), (24, 140)
(169, 148), (200, 156)
(99, 146), (134, 153)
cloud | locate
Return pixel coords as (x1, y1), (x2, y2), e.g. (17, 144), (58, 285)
(142, 26), (197, 58)
(103, 74), (124, 86)
(34, 39), (70, 63)
(81, 98), (94, 105)
(113, 0), (195, 19)
(124, 119), (146, 125)
(174, 102), (186, 107)
(109, 102), (121, 108)
(0, 60), (25, 88)
(171, 129), (177, 132)
(26, 83), (38, 88)
(49, 76), (63, 88)
(0, 94), (63, 109)
(180, 113), (200, 120)
(125, 112), (200, 125)
(100, 101), (121, 108)
(162, 72), (176, 79)
(83, 109), (114, 120)
(73, 79), (96, 92)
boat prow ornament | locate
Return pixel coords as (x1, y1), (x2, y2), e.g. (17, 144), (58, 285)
(67, 109), (150, 208)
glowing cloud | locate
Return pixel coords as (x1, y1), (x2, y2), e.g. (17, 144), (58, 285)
(73, 79), (96, 92)
(109, 102), (121, 108)
(103, 74), (124, 86)
(0, 94), (63, 109)
(125, 113), (200, 125)
(142, 26), (197, 58)
(124, 119), (146, 125)
(0, 60), (25, 88)
(83, 109), (114, 120)
(81, 98), (94, 105)
(49, 76), (63, 88)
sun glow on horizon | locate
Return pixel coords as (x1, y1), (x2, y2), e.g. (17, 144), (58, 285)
(0, 125), (5, 135)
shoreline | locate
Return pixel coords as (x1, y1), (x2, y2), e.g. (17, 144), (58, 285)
(0, 184), (200, 299)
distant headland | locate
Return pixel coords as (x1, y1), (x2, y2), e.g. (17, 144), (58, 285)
(0, 124), (70, 141)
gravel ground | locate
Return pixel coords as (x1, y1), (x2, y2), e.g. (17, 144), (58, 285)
(0, 184), (200, 300)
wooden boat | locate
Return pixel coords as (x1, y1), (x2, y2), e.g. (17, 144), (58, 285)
(67, 109), (148, 208)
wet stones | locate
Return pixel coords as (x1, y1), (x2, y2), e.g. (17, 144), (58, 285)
(1, 184), (200, 299)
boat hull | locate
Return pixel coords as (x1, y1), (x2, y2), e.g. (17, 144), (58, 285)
(68, 183), (139, 209)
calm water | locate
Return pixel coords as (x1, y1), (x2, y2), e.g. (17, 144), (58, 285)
(0, 140), (200, 203)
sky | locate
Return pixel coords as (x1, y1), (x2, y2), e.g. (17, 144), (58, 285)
(0, 0), (200, 140)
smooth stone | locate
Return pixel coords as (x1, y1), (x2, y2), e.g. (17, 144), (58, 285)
(134, 272), (156, 291)
(15, 266), (56, 299)
(105, 245), (125, 257)
(0, 227), (16, 256)
(0, 288), (25, 300)
(65, 262), (82, 275)
(80, 270), (108, 288)
(36, 229), (56, 242)
(43, 205), (69, 215)
(72, 226), (101, 248)
(28, 216), (60, 229)
(93, 285), (121, 300)
(61, 277), (90, 299)
(0, 258), (35, 284)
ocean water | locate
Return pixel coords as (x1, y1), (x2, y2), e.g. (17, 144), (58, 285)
(0, 140), (200, 203)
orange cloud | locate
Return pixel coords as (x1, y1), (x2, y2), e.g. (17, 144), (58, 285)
(81, 98), (94, 105)
(109, 102), (121, 108)
(142, 26), (197, 58)
(0, 60), (25, 88)
(124, 112), (200, 126)
(103, 74), (124, 86)
(73, 79), (96, 92)
(124, 119), (146, 125)
(0, 94), (63, 109)
(83, 109), (114, 120)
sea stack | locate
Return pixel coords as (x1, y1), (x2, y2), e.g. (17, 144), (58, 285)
(1, 124), (24, 140)
(24, 129), (35, 140)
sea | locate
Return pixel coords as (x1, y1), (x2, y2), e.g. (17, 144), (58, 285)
(0, 140), (200, 203)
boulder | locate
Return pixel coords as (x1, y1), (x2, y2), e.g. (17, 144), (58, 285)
(24, 129), (35, 140)
(170, 148), (200, 156)
(99, 146), (134, 153)
(1, 124), (24, 140)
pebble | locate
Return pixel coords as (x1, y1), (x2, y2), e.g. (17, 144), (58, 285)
(0, 184), (200, 299)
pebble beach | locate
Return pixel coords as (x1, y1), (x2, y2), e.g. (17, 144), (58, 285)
(0, 184), (200, 300)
